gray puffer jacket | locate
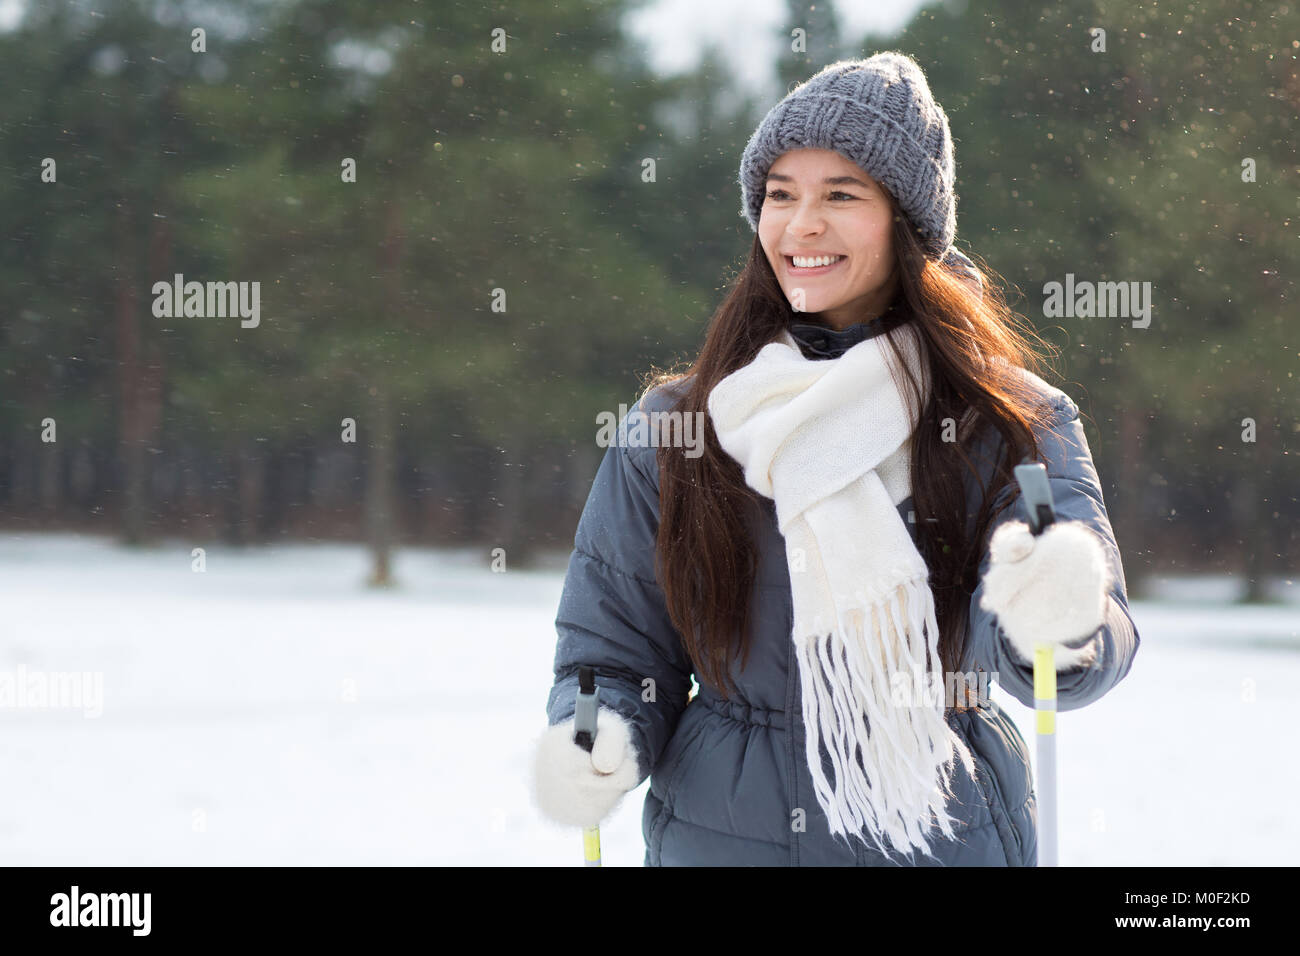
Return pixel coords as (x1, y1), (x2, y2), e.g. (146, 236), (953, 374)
(545, 320), (1140, 866)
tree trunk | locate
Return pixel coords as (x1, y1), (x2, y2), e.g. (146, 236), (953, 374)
(491, 437), (534, 568)
(1115, 399), (1147, 598)
(365, 384), (395, 586)
(1237, 418), (1271, 603)
(37, 435), (61, 516)
(366, 198), (404, 587)
(114, 198), (147, 544)
(235, 438), (266, 545)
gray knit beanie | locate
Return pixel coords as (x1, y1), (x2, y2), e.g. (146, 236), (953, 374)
(739, 52), (958, 261)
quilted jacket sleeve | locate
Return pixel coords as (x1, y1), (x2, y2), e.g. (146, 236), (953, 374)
(544, 392), (696, 785)
(967, 390), (1141, 711)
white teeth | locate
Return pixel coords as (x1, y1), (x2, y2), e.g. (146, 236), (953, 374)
(791, 255), (843, 268)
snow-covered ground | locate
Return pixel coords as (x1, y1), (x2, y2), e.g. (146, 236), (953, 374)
(0, 532), (1295, 865)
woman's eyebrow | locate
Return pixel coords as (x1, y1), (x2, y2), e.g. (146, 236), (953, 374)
(765, 173), (872, 189)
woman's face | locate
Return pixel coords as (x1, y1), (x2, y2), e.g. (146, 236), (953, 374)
(758, 148), (899, 332)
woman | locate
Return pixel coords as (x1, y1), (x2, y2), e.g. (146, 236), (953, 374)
(531, 52), (1139, 866)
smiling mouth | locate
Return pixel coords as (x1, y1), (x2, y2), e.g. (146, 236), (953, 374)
(785, 255), (847, 274)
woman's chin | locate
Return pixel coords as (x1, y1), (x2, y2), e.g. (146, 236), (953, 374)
(788, 299), (831, 316)
(785, 294), (822, 314)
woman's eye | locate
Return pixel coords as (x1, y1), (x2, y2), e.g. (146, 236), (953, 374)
(764, 189), (856, 201)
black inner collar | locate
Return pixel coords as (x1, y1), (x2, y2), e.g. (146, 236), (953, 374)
(788, 301), (908, 359)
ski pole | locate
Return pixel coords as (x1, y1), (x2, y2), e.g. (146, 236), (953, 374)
(573, 665), (602, 866)
(1012, 462), (1058, 867)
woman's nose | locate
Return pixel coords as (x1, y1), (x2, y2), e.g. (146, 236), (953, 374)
(787, 202), (826, 235)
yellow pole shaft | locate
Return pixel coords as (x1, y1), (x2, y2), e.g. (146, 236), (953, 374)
(582, 825), (602, 866)
(1034, 641), (1058, 866)
(1034, 642), (1056, 734)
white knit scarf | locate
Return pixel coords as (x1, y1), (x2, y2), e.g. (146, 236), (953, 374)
(706, 321), (976, 860)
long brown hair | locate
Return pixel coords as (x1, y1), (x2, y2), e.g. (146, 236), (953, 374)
(641, 194), (1062, 703)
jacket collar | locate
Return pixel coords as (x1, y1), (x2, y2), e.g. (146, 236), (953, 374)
(788, 301), (908, 360)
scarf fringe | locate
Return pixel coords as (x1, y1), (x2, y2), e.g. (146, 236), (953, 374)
(795, 576), (977, 860)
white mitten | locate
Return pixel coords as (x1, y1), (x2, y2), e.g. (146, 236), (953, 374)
(979, 519), (1112, 670)
(531, 707), (641, 828)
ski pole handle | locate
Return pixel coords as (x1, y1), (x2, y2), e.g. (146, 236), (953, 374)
(1012, 462), (1059, 867)
(574, 666), (602, 867)
(1014, 461), (1056, 537)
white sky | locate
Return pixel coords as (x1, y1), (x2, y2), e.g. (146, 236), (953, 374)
(624, 0), (931, 99)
